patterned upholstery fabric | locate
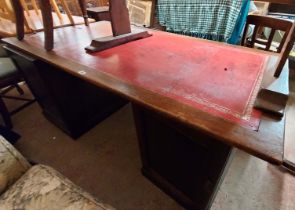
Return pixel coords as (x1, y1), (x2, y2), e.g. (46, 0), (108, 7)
(0, 165), (115, 210)
(0, 136), (31, 193)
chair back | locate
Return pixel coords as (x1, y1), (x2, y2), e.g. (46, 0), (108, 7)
(241, 14), (295, 77)
(0, 0), (16, 22)
(241, 15), (293, 53)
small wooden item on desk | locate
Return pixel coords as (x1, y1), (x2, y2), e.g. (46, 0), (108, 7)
(85, 0), (152, 53)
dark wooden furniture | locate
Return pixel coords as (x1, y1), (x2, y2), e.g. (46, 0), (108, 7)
(38, 0), (54, 51)
(242, 15), (293, 52)
(5, 46), (126, 138)
(269, 2), (295, 14)
(109, 1), (131, 36)
(261, 0), (295, 4)
(241, 15), (295, 77)
(0, 55), (35, 129)
(10, 0), (25, 40)
(133, 104), (234, 209)
(2, 22), (287, 209)
(87, 7), (110, 22)
(78, 0), (89, 26)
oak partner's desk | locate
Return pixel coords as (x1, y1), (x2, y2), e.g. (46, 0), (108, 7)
(2, 22), (286, 210)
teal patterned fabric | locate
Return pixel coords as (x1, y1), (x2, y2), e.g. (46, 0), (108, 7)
(157, 0), (244, 42)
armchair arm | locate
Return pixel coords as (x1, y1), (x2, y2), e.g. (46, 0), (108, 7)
(0, 136), (30, 193)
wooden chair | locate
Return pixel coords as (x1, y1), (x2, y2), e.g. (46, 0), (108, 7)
(23, 0), (82, 28)
(1, 0), (90, 37)
(0, 45), (35, 128)
(0, 0), (32, 35)
(241, 14), (295, 77)
(0, 0), (15, 21)
(10, 0), (89, 50)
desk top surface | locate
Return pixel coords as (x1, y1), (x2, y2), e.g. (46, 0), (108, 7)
(2, 21), (285, 165)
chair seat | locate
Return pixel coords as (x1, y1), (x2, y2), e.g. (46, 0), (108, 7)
(0, 58), (18, 80)
(0, 45), (8, 58)
(0, 165), (115, 210)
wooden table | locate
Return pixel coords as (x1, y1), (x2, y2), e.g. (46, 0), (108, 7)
(2, 21), (286, 210)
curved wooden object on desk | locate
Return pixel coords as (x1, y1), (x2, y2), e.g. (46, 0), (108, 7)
(78, 0), (89, 26)
(38, 0), (54, 51)
(10, 0), (24, 40)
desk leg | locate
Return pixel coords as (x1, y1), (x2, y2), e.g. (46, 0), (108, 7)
(7, 47), (127, 139)
(132, 104), (233, 210)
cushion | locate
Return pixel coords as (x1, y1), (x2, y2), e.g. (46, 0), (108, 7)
(0, 44), (8, 58)
(0, 136), (31, 191)
(0, 58), (18, 80)
(0, 165), (116, 210)
(0, 174), (7, 194)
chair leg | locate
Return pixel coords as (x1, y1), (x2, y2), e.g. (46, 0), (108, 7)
(0, 97), (13, 129)
(15, 84), (24, 95)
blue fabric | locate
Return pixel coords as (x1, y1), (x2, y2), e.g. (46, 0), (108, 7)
(157, 0), (244, 42)
(227, 0), (250, 44)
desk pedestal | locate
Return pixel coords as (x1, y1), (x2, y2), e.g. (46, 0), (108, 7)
(6, 47), (127, 139)
(132, 104), (233, 210)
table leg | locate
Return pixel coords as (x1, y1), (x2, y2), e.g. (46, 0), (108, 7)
(132, 103), (233, 210)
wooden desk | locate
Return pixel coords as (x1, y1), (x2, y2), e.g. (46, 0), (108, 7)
(2, 22), (286, 210)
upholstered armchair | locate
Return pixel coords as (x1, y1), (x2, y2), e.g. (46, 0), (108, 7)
(0, 136), (115, 210)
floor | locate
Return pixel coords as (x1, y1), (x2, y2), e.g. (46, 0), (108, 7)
(1, 69), (295, 210)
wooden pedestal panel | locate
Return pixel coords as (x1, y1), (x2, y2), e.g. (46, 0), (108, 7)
(132, 104), (233, 210)
(6, 47), (127, 138)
